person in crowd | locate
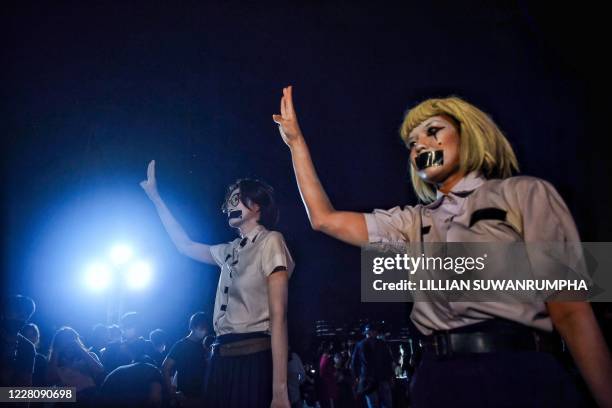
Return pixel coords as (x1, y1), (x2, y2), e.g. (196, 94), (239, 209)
(0, 294), (36, 387)
(20, 322), (48, 386)
(351, 323), (394, 408)
(147, 329), (168, 367)
(88, 323), (110, 360)
(46, 326), (104, 407)
(100, 360), (166, 408)
(317, 341), (338, 408)
(287, 347), (306, 408)
(334, 350), (356, 408)
(108, 324), (122, 344)
(162, 312), (211, 406)
(141, 161), (295, 408)
(273, 85), (612, 407)
(101, 312), (157, 373)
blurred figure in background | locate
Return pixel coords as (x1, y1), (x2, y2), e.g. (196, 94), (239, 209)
(101, 312), (157, 372)
(100, 360), (165, 408)
(352, 323), (394, 408)
(318, 341), (338, 408)
(47, 326), (104, 408)
(87, 323), (110, 360)
(1, 294), (36, 387)
(162, 312), (211, 406)
(108, 324), (122, 343)
(147, 329), (168, 368)
(287, 347), (306, 408)
(20, 322), (48, 386)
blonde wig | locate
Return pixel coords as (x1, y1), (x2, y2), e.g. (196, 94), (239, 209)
(400, 96), (519, 202)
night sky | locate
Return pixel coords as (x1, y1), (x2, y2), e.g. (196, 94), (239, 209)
(3, 1), (610, 355)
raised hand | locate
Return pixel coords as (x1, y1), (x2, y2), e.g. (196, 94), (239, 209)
(140, 160), (159, 200)
(272, 86), (303, 147)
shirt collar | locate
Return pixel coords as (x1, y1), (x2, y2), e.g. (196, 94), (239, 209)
(240, 224), (266, 243)
(426, 171), (486, 208)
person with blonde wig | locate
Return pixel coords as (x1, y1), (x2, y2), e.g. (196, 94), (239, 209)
(273, 86), (612, 407)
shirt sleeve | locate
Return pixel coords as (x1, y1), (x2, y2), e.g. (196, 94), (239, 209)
(261, 232), (295, 278)
(516, 177), (588, 288)
(363, 206), (418, 243)
(209, 243), (231, 267)
(518, 177), (580, 242)
(166, 340), (183, 362)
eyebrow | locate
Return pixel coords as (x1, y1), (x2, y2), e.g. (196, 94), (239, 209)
(424, 119), (444, 128)
(409, 120), (443, 141)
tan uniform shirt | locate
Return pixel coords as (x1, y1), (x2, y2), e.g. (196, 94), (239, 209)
(209, 225), (295, 336)
(364, 172), (581, 335)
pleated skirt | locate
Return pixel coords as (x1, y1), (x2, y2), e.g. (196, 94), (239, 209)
(204, 348), (273, 408)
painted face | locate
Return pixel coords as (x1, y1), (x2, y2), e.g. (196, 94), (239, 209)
(223, 188), (259, 228)
(407, 114), (461, 184)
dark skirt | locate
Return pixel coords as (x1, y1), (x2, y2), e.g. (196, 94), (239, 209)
(204, 338), (273, 408)
(410, 350), (591, 408)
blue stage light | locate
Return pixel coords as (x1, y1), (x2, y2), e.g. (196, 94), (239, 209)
(125, 260), (153, 290)
(109, 244), (134, 265)
(84, 263), (113, 291)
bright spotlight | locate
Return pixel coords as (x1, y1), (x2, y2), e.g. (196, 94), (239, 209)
(125, 260), (152, 289)
(84, 263), (112, 291)
(110, 244), (133, 265)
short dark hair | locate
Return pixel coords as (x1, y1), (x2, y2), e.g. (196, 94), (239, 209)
(222, 178), (279, 229)
(120, 312), (141, 330)
(3, 294), (36, 320)
(149, 329), (167, 347)
(189, 312), (211, 331)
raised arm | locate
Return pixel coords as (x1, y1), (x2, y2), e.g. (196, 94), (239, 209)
(273, 86), (369, 247)
(140, 160), (216, 265)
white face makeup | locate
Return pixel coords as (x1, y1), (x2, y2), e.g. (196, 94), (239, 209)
(224, 188), (259, 229)
(407, 114), (461, 184)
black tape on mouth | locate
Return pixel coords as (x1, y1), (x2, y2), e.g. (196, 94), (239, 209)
(228, 210), (242, 219)
(415, 150), (444, 170)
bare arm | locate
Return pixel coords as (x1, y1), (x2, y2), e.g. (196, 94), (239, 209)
(161, 356), (177, 393)
(140, 160), (216, 265)
(77, 346), (105, 376)
(547, 301), (612, 407)
(273, 86), (369, 247)
(268, 269), (291, 408)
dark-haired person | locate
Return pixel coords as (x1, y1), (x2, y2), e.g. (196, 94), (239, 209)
(141, 160), (295, 408)
(162, 312), (211, 405)
(1, 294), (36, 387)
(351, 323), (394, 408)
(20, 323), (49, 386)
(101, 312), (158, 373)
(147, 329), (168, 367)
(47, 326), (105, 407)
(273, 86), (612, 407)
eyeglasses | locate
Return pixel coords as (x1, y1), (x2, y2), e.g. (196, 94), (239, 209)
(228, 192), (241, 207)
(223, 192), (241, 213)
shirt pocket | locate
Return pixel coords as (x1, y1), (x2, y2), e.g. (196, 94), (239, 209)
(450, 207), (522, 241)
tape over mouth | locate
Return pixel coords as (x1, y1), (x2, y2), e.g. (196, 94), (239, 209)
(415, 150), (444, 170)
(227, 210), (243, 219)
